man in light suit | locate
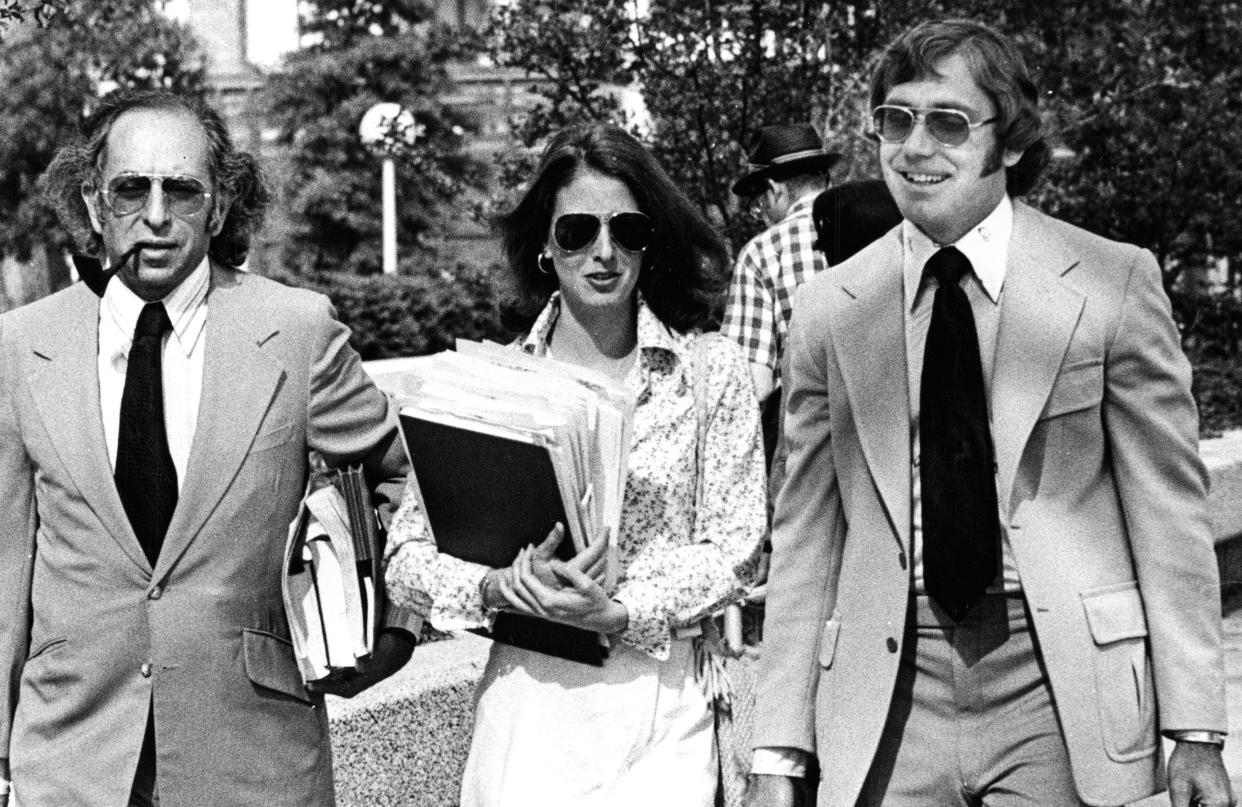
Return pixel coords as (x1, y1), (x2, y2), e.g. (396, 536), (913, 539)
(0, 90), (418, 806)
(748, 19), (1233, 807)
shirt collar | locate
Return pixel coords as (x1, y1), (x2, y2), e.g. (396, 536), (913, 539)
(102, 255), (210, 357)
(782, 193), (818, 223)
(903, 194), (1013, 310)
(521, 291), (684, 361)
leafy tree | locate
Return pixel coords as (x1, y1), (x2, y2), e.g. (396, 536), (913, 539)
(490, 0), (1242, 281)
(0, 0), (145, 41)
(0, 0), (203, 307)
(491, 0), (892, 250)
(265, 0), (486, 275)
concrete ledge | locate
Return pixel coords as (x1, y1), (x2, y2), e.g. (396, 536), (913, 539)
(328, 632), (490, 806)
(328, 431), (1242, 806)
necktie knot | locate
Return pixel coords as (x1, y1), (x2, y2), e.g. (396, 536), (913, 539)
(135, 302), (173, 341)
(924, 246), (971, 289)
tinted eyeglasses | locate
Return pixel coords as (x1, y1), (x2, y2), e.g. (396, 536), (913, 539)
(98, 173), (214, 217)
(871, 105), (998, 148)
(552, 211), (653, 253)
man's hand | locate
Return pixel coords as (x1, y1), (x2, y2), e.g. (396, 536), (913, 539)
(744, 773), (801, 807)
(306, 628), (416, 700)
(1168, 741), (1235, 807)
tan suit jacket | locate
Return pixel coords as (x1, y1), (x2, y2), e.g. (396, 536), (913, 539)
(0, 266), (408, 807)
(754, 202), (1226, 807)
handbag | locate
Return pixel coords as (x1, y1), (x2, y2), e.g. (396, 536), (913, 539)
(683, 333), (769, 807)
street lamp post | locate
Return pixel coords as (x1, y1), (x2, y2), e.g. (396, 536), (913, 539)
(359, 102), (418, 275)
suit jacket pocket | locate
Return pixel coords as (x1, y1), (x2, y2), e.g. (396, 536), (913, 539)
(250, 421), (295, 452)
(1040, 359), (1103, 420)
(242, 628), (313, 704)
(1080, 582), (1158, 762)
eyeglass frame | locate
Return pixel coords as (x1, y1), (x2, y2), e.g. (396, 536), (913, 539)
(550, 210), (653, 254)
(870, 104), (999, 148)
(89, 172), (215, 218)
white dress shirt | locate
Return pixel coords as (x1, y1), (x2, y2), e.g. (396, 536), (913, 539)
(99, 257), (210, 489)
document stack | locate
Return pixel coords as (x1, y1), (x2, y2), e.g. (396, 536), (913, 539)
(283, 465), (385, 684)
(386, 340), (636, 666)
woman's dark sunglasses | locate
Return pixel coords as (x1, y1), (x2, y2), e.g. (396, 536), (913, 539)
(871, 105), (997, 148)
(99, 173), (213, 217)
(553, 211), (653, 253)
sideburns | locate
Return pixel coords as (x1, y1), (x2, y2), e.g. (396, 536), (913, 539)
(981, 142), (1005, 177)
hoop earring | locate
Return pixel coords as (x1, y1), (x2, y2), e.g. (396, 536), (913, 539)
(537, 251), (554, 274)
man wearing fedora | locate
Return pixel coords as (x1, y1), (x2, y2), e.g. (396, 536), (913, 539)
(722, 123), (840, 461)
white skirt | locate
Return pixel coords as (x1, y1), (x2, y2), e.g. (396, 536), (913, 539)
(460, 637), (716, 807)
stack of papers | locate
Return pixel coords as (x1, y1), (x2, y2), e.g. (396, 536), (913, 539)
(377, 340), (637, 665)
(282, 466), (384, 683)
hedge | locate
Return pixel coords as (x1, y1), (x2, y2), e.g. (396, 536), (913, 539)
(271, 261), (511, 361)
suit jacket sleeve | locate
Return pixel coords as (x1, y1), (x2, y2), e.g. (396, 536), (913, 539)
(753, 283), (847, 753)
(304, 296), (419, 634)
(0, 315), (37, 761)
(1103, 248), (1226, 732)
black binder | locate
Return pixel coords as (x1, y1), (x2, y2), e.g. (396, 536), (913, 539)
(400, 412), (606, 666)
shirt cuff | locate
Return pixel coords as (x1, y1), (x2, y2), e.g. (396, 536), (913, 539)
(611, 590), (671, 660)
(752, 746), (809, 777)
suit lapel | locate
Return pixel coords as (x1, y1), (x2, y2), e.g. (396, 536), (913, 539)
(27, 284), (150, 571)
(833, 231), (912, 546)
(991, 204), (1086, 511)
(154, 266), (283, 577)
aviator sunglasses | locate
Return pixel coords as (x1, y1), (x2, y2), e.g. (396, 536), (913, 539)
(97, 173), (214, 217)
(552, 211), (653, 253)
(871, 105), (998, 148)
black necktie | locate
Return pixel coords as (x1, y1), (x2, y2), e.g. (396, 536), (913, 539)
(115, 302), (178, 565)
(919, 247), (999, 621)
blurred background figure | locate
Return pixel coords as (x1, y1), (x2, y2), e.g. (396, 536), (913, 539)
(721, 123), (838, 469)
(811, 179), (902, 267)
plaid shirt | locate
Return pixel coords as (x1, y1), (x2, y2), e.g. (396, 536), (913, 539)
(721, 194), (826, 392)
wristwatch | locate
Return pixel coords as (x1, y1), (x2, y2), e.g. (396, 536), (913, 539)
(1169, 730), (1226, 748)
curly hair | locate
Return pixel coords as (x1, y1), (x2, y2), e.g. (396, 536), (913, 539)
(497, 123), (729, 334)
(41, 89), (270, 267)
(869, 19), (1049, 197)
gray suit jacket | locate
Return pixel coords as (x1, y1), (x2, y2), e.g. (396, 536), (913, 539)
(0, 266), (409, 807)
(754, 202), (1226, 807)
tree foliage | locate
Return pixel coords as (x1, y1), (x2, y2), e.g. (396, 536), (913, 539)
(0, 0), (203, 263)
(491, 1), (893, 249)
(490, 0), (1242, 281)
(265, 0), (486, 275)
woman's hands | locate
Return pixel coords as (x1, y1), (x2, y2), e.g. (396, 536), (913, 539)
(482, 524), (628, 635)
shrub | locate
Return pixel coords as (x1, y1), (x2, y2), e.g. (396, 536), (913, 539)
(272, 259), (511, 361)
(1177, 289), (1242, 438)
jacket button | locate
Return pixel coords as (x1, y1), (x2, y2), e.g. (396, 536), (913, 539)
(886, 637), (898, 653)
(148, 586), (162, 600)
(140, 663), (152, 678)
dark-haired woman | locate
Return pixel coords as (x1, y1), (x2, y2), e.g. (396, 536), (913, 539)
(385, 123), (767, 806)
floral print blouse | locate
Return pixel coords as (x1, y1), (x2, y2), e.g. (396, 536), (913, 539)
(384, 294), (768, 660)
